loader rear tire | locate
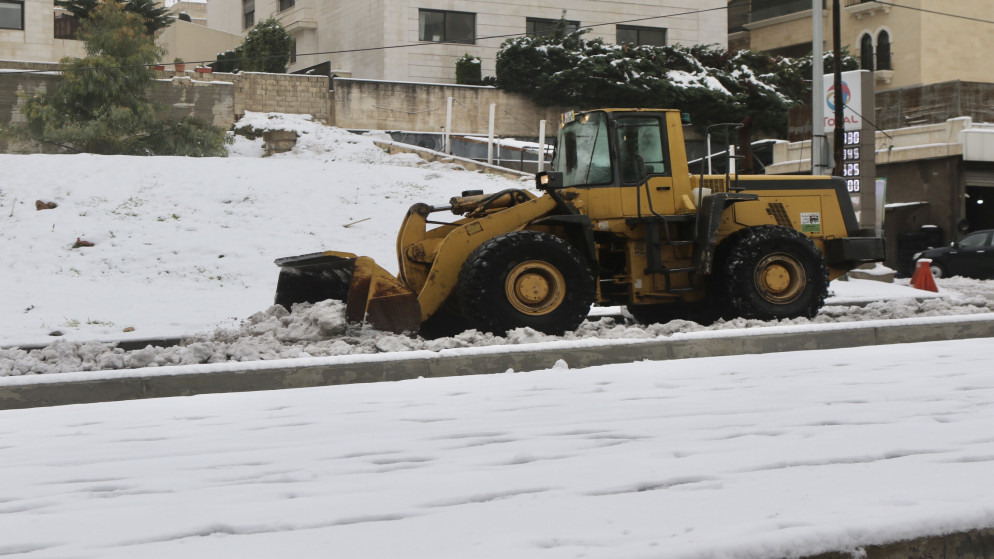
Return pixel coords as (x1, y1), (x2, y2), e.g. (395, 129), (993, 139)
(723, 225), (828, 320)
(457, 231), (594, 336)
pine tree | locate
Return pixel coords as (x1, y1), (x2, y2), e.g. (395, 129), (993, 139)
(241, 18), (293, 74)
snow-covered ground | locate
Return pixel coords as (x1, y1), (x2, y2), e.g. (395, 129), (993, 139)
(2, 339), (994, 558)
(3, 113), (994, 558)
(2, 112), (994, 377)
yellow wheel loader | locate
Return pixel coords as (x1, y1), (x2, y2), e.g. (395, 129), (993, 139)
(275, 109), (885, 336)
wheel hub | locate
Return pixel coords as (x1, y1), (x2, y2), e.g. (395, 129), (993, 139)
(754, 253), (805, 303)
(505, 261), (565, 316)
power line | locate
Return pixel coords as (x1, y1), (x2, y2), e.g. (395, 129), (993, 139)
(2, 6), (727, 76)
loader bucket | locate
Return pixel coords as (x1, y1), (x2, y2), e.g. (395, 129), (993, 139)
(275, 251), (421, 334)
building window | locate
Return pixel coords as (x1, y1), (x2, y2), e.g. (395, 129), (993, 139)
(279, 0), (294, 11)
(419, 9), (475, 44)
(0, 0), (24, 30)
(616, 25), (666, 47)
(526, 17), (579, 38)
(860, 34), (874, 70)
(749, 0), (823, 22)
(876, 30), (891, 70)
(242, 0), (254, 29)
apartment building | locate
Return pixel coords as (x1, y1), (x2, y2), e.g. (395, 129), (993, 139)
(207, 0), (727, 82)
(0, 0), (85, 62)
(728, 0), (993, 91)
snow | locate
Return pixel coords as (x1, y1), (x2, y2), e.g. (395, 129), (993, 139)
(3, 112), (994, 377)
(2, 339), (994, 558)
(3, 113), (994, 557)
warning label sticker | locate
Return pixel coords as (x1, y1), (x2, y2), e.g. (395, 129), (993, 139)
(800, 212), (821, 234)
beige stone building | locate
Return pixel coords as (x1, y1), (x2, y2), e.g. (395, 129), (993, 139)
(206, 0), (727, 82)
(0, 0), (85, 62)
(728, 0), (994, 91)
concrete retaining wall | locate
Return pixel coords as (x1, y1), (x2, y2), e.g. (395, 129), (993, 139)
(3, 315), (994, 410)
(332, 78), (567, 139)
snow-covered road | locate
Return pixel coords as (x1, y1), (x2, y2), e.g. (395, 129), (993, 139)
(2, 338), (994, 558)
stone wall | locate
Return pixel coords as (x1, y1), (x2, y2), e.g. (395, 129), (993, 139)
(1, 67), (332, 148)
(3, 66), (549, 147)
(876, 81), (994, 130)
(162, 70), (332, 123)
(331, 78), (567, 139)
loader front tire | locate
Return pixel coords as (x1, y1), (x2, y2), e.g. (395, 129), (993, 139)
(723, 225), (828, 320)
(458, 231), (594, 336)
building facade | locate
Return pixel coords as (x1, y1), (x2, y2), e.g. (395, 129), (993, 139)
(208, 0), (727, 83)
(0, 0), (85, 62)
(728, 0), (994, 92)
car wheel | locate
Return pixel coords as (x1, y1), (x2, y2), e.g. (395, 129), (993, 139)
(928, 261), (947, 279)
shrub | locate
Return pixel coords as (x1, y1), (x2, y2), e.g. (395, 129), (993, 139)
(455, 54), (483, 85)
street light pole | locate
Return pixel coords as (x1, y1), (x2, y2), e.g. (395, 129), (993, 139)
(811, 0), (827, 175)
(832, 0), (844, 176)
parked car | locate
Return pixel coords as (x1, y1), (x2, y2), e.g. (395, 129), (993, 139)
(914, 229), (994, 279)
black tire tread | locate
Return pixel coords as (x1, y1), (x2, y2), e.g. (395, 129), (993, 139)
(721, 225), (829, 320)
(457, 231), (595, 335)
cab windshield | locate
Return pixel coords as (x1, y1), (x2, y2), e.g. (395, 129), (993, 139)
(553, 112), (612, 187)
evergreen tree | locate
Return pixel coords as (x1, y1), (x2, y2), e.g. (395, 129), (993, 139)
(55, 0), (174, 36)
(241, 18), (293, 74)
(494, 29), (858, 138)
(8, 1), (228, 156)
(455, 54), (483, 85)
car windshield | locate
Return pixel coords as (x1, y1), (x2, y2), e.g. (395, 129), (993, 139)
(553, 112), (612, 187)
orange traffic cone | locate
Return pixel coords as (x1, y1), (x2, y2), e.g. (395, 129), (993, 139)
(910, 259), (939, 292)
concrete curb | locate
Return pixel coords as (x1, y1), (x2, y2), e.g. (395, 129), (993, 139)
(3, 316), (994, 410)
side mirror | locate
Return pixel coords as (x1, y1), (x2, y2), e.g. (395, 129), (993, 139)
(536, 171), (564, 191)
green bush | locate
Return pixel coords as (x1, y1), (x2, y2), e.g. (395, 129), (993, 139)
(5, 1), (229, 156)
(241, 18), (293, 74)
(455, 54), (483, 85)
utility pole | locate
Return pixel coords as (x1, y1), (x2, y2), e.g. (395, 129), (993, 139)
(811, 0), (827, 175)
(832, 0), (844, 176)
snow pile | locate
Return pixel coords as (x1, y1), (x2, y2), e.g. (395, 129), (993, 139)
(3, 276), (993, 376)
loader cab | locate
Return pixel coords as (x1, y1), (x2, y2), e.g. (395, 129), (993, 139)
(552, 109), (688, 219)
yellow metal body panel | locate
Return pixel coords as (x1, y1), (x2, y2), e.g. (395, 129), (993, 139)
(397, 195), (559, 321)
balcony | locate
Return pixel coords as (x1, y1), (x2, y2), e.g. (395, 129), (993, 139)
(844, 0), (890, 18)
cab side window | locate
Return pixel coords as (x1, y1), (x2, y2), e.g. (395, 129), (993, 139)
(617, 116), (668, 183)
(959, 232), (991, 250)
